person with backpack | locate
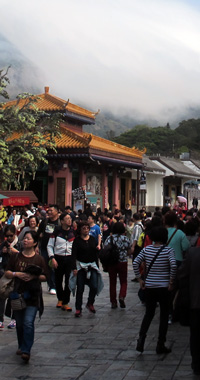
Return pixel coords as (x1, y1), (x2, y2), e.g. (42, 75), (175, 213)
(47, 212), (75, 311)
(104, 222), (131, 309)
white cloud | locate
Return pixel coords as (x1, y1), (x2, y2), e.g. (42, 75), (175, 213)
(1, 0), (200, 122)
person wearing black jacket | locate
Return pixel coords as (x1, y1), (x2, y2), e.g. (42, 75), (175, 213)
(71, 221), (99, 317)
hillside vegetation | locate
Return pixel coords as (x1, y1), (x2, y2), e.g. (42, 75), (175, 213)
(113, 119), (200, 156)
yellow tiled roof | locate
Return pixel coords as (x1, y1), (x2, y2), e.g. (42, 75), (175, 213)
(57, 127), (144, 159)
(56, 127), (90, 149)
(7, 126), (144, 159)
(4, 88), (96, 120)
(86, 133), (144, 158)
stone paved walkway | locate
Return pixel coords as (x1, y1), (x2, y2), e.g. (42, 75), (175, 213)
(0, 259), (197, 379)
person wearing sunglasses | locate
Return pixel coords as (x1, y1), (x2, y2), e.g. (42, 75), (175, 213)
(71, 221), (103, 317)
(0, 225), (20, 330)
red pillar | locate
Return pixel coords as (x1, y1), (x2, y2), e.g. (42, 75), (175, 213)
(79, 166), (87, 187)
(65, 166), (72, 207)
(102, 168), (108, 210)
(112, 171), (120, 209)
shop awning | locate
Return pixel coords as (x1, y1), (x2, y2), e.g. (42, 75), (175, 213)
(0, 194), (9, 200)
(0, 191), (38, 206)
(3, 197), (30, 206)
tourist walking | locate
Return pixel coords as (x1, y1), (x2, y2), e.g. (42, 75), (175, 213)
(71, 221), (103, 317)
(5, 231), (47, 362)
(104, 222), (131, 309)
(88, 214), (102, 250)
(47, 212), (75, 311)
(133, 226), (176, 354)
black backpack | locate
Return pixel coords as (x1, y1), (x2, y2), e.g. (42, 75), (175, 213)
(99, 235), (119, 272)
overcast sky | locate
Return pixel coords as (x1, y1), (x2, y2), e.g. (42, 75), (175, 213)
(1, 0), (200, 123)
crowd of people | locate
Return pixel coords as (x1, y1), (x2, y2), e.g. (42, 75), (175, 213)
(0, 200), (200, 374)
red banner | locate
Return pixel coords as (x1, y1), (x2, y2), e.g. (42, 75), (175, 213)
(3, 197), (30, 206)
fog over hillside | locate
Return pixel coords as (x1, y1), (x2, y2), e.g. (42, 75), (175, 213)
(1, 33), (200, 139)
(0, 34), (42, 98)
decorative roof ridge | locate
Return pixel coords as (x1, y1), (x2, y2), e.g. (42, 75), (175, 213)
(4, 91), (97, 119)
(83, 132), (145, 157)
(43, 91), (96, 118)
(59, 125), (90, 145)
(44, 93), (68, 108)
(66, 103), (97, 119)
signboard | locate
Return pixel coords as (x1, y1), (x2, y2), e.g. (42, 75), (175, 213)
(140, 172), (146, 191)
(3, 197), (30, 206)
(85, 196), (102, 213)
(74, 199), (84, 212)
(140, 183), (147, 191)
(72, 187), (86, 200)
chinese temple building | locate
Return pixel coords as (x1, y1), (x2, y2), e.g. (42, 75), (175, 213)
(5, 87), (144, 211)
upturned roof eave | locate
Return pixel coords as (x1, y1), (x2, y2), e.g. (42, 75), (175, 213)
(88, 147), (142, 164)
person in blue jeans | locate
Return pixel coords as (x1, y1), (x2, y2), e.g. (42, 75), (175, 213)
(71, 221), (101, 317)
(5, 230), (47, 362)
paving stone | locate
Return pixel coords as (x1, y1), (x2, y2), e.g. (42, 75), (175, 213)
(0, 259), (197, 379)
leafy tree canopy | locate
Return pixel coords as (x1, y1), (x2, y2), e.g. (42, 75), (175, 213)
(114, 119), (200, 156)
(0, 68), (61, 190)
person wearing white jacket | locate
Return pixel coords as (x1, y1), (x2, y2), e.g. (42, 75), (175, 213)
(47, 212), (75, 311)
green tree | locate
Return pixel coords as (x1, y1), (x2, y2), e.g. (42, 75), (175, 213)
(0, 68), (61, 189)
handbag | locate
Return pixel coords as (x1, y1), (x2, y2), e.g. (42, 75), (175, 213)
(99, 235), (119, 272)
(25, 264), (42, 276)
(0, 274), (15, 299)
(10, 294), (26, 310)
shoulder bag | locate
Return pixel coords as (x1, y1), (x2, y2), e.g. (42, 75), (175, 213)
(0, 274), (15, 299)
(138, 244), (166, 303)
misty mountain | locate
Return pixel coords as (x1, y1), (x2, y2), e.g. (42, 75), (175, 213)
(1, 32), (200, 139)
(83, 112), (155, 138)
(0, 34), (42, 99)
(84, 106), (200, 139)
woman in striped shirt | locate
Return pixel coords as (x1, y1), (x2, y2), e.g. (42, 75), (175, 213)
(133, 226), (177, 354)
